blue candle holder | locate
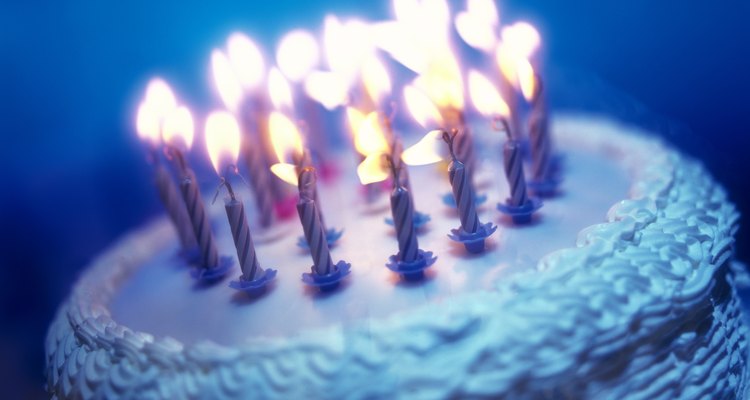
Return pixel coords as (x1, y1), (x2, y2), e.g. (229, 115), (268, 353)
(301, 260), (351, 292)
(229, 268), (277, 295)
(497, 198), (543, 224)
(528, 154), (564, 198)
(190, 256), (234, 282)
(297, 228), (344, 250)
(384, 211), (431, 230)
(385, 249), (437, 281)
(448, 221), (497, 254)
(442, 192), (487, 208)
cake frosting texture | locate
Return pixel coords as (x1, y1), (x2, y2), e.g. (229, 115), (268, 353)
(46, 115), (747, 399)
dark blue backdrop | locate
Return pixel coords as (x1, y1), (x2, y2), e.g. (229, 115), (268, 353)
(1, 1), (748, 397)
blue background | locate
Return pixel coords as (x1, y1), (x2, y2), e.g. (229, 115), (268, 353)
(1, 1), (748, 397)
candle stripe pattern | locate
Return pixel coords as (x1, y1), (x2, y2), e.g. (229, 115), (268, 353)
(225, 199), (263, 281)
(298, 199), (334, 275)
(154, 164), (196, 249)
(449, 160), (480, 234)
(391, 186), (419, 262)
(454, 129), (476, 172)
(244, 145), (275, 228)
(181, 172), (219, 268)
(503, 140), (529, 207)
(529, 107), (550, 180)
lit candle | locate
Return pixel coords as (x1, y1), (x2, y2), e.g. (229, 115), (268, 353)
(205, 111), (276, 292)
(297, 167), (333, 275)
(442, 130), (480, 233)
(502, 124), (529, 207)
(211, 45), (277, 228)
(523, 71), (561, 197)
(163, 106), (225, 275)
(135, 93), (196, 252)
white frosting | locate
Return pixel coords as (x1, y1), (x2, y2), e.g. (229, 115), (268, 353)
(46, 115), (748, 399)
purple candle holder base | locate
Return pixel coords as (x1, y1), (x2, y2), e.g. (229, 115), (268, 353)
(297, 228), (344, 250)
(497, 198), (543, 224)
(229, 268), (278, 295)
(385, 249), (437, 281)
(442, 192), (487, 208)
(384, 211), (431, 230)
(178, 247), (200, 264)
(302, 260), (351, 292)
(190, 256), (234, 282)
(448, 222), (498, 253)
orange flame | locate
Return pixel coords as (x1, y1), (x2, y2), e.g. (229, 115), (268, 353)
(403, 85), (443, 128)
(268, 111), (303, 164)
(353, 111), (390, 156)
(361, 54), (391, 105)
(357, 153), (390, 184)
(401, 129), (445, 166)
(205, 111), (241, 175)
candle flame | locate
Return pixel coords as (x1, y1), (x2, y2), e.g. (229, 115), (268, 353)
(227, 32), (265, 91)
(135, 101), (161, 144)
(454, 0), (499, 52)
(268, 67), (294, 111)
(276, 30), (320, 83)
(401, 129), (445, 166)
(468, 70), (509, 118)
(270, 163), (299, 186)
(268, 111), (303, 164)
(143, 78), (177, 118)
(211, 49), (243, 112)
(162, 106), (195, 150)
(353, 111), (390, 156)
(205, 111), (241, 175)
(413, 50), (464, 111)
(403, 85), (443, 128)
(361, 54), (391, 105)
(501, 22), (540, 59)
(304, 70), (350, 110)
(323, 15), (372, 84)
(346, 107), (366, 138)
(517, 58), (536, 102)
(357, 153), (390, 185)
(371, 21), (429, 73)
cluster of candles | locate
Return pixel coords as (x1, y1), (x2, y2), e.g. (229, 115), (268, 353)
(134, 0), (560, 293)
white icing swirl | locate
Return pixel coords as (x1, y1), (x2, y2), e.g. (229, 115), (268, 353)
(45, 115), (748, 399)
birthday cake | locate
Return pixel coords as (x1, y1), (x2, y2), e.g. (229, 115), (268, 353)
(46, 114), (747, 398)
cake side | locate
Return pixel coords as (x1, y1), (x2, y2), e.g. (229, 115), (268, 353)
(45, 115), (747, 399)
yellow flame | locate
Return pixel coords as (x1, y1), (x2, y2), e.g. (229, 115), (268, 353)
(227, 32), (265, 91)
(468, 70), (509, 118)
(276, 29), (320, 83)
(346, 107), (366, 137)
(211, 49), (243, 112)
(361, 54), (391, 105)
(501, 22), (540, 59)
(304, 70), (350, 110)
(354, 111), (390, 156)
(413, 49), (464, 111)
(268, 67), (294, 111)
(371, 21), (429, 73)
(401, 129), (445, 166)
(357, 153), (390, 184)
(205, 111), (241, 175)
(135, 101), (161, 144)
(162, 106), (194, 150)
(404, 85), (443, 128)
(454, 0), (499, 52)
(143, 78), (177, 118)
(270, 163), (299, 186)
(268, 111), (303, 164)
(517, 58), (536, 102)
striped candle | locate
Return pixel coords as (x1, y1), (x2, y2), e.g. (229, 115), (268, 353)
(449, 159), (480, 234)
(243, 143), (275, 228)
(225, 197), (264, 281)
(154, 163), (196, 250)
(390, 185), (419, 262)
(181, 170), (219, 268)
(529, 97), (550, 181)
(503, 138), (529, 207)
(297, 167), (334, 275)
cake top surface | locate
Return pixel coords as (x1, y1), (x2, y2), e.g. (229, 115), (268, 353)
(108, 116), (629, 345)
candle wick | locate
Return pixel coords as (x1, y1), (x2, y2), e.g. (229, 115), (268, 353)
(492, 117), (513, 140)
(387, 154), (401, 187)
(212, 177), (236, 204)
(441, 129), (458, 161)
